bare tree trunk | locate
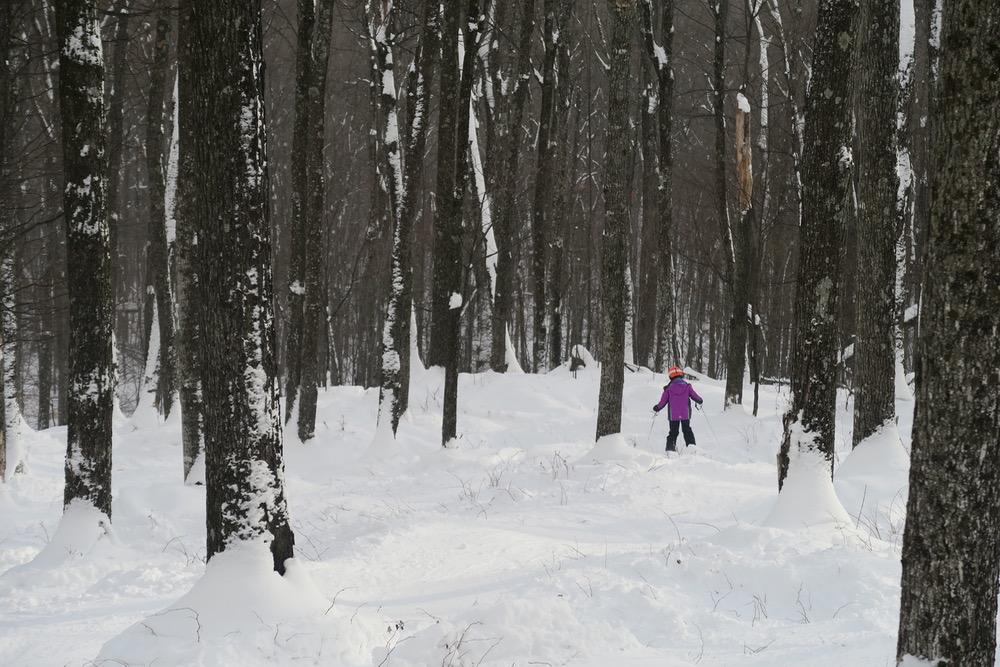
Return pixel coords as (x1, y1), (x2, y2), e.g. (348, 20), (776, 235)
(297, 0), (335, 443)
(487, 0), (533, 373)
(184, 0), (295, 573)
(896, 2), (1000, 663)
(595, 0), (635, 441)
(637, 0), (678, 372)
(776, 0), (857, 489)
(56, 0), (115, 517)
(530, 0), (564, 372)
(635, 74), (657, 369)
(282, 0), (315, 424)
(105, 0), (128, 371)
(369, 0), (413, 436)
(546, 2), (573, 368)
(392, 0), (439, 415)
(725, 94), (755, 406)
(0, 0), (26, 480)
(176, 1), (203, 482)
(710, 0), (734, 331)
(851, 0), (898, 446)
(144, 10), (176, 418)
(432, 0), (483, 445)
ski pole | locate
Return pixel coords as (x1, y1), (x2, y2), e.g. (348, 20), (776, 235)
(696, 404), (720, 445)
(646, 411), (659, 448)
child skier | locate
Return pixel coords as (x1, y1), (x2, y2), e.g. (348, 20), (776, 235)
(652, 366), (704, 452)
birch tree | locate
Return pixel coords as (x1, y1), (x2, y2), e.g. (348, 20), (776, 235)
(365, 0), (408, 434)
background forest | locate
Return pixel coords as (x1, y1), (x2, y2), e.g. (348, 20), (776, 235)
(0, 0), (930, 428)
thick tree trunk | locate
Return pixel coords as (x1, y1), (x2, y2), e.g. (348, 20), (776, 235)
(56, 0), (115, 517)
(896, 2), (1000, 663)
(184, 0), (295, 573)
(595, 0), (635, 441)
(777, 0), (857, 489)
(851, 0), (899, 446)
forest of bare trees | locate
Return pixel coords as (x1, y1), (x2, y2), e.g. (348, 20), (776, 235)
(2, 0), (934, 432)
(3, 0), (1000, 661)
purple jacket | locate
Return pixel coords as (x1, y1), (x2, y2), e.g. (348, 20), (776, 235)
(653, 378), (703, 421)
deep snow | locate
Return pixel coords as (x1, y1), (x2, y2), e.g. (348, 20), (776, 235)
(0, 359), (949, 666)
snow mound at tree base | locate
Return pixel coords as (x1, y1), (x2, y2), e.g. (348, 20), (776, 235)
(97, 543), (330, 666)
(764, 447), (852, 529)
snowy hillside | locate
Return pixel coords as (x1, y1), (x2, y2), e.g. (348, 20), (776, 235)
(0, 361), (920, 666)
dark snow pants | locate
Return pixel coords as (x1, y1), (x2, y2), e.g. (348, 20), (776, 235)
(666, 419), (695, 451)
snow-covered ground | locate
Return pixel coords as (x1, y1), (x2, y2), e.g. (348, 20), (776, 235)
(0, 359), (927, 666)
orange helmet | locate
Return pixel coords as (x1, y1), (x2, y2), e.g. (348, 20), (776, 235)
(668, 366), (683, 379)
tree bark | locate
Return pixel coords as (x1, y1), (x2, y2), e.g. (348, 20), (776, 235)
(546, 1), (574, 369)
(428, 1), (462, 374)
(725, 96), (756, 407)
(144, 10), (176, 419)
(595, 0), (635, 441)
(0, 0), (26, 481)
(431, 0), (483, 445)
(104, 0), (128, 357)
(896, 1), (1000, 663)
(184, 0), (295, 573)
(530, 0), (563, 373)
(56, 0), (115, 517)
(487, 0), (533, 373)
(777, 0), (857, 489)
(635, 75), (658, 369)
(637, 0), (677, 373)
(851, 0), (898, 446)
(297, 0), (335, 443)
(282, 0), (315, 425)
(176, 0), (203, 482)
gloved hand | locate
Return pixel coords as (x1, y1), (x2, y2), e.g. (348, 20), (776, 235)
(694, 402), (702, 411)
(652, 405), (660, 413)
